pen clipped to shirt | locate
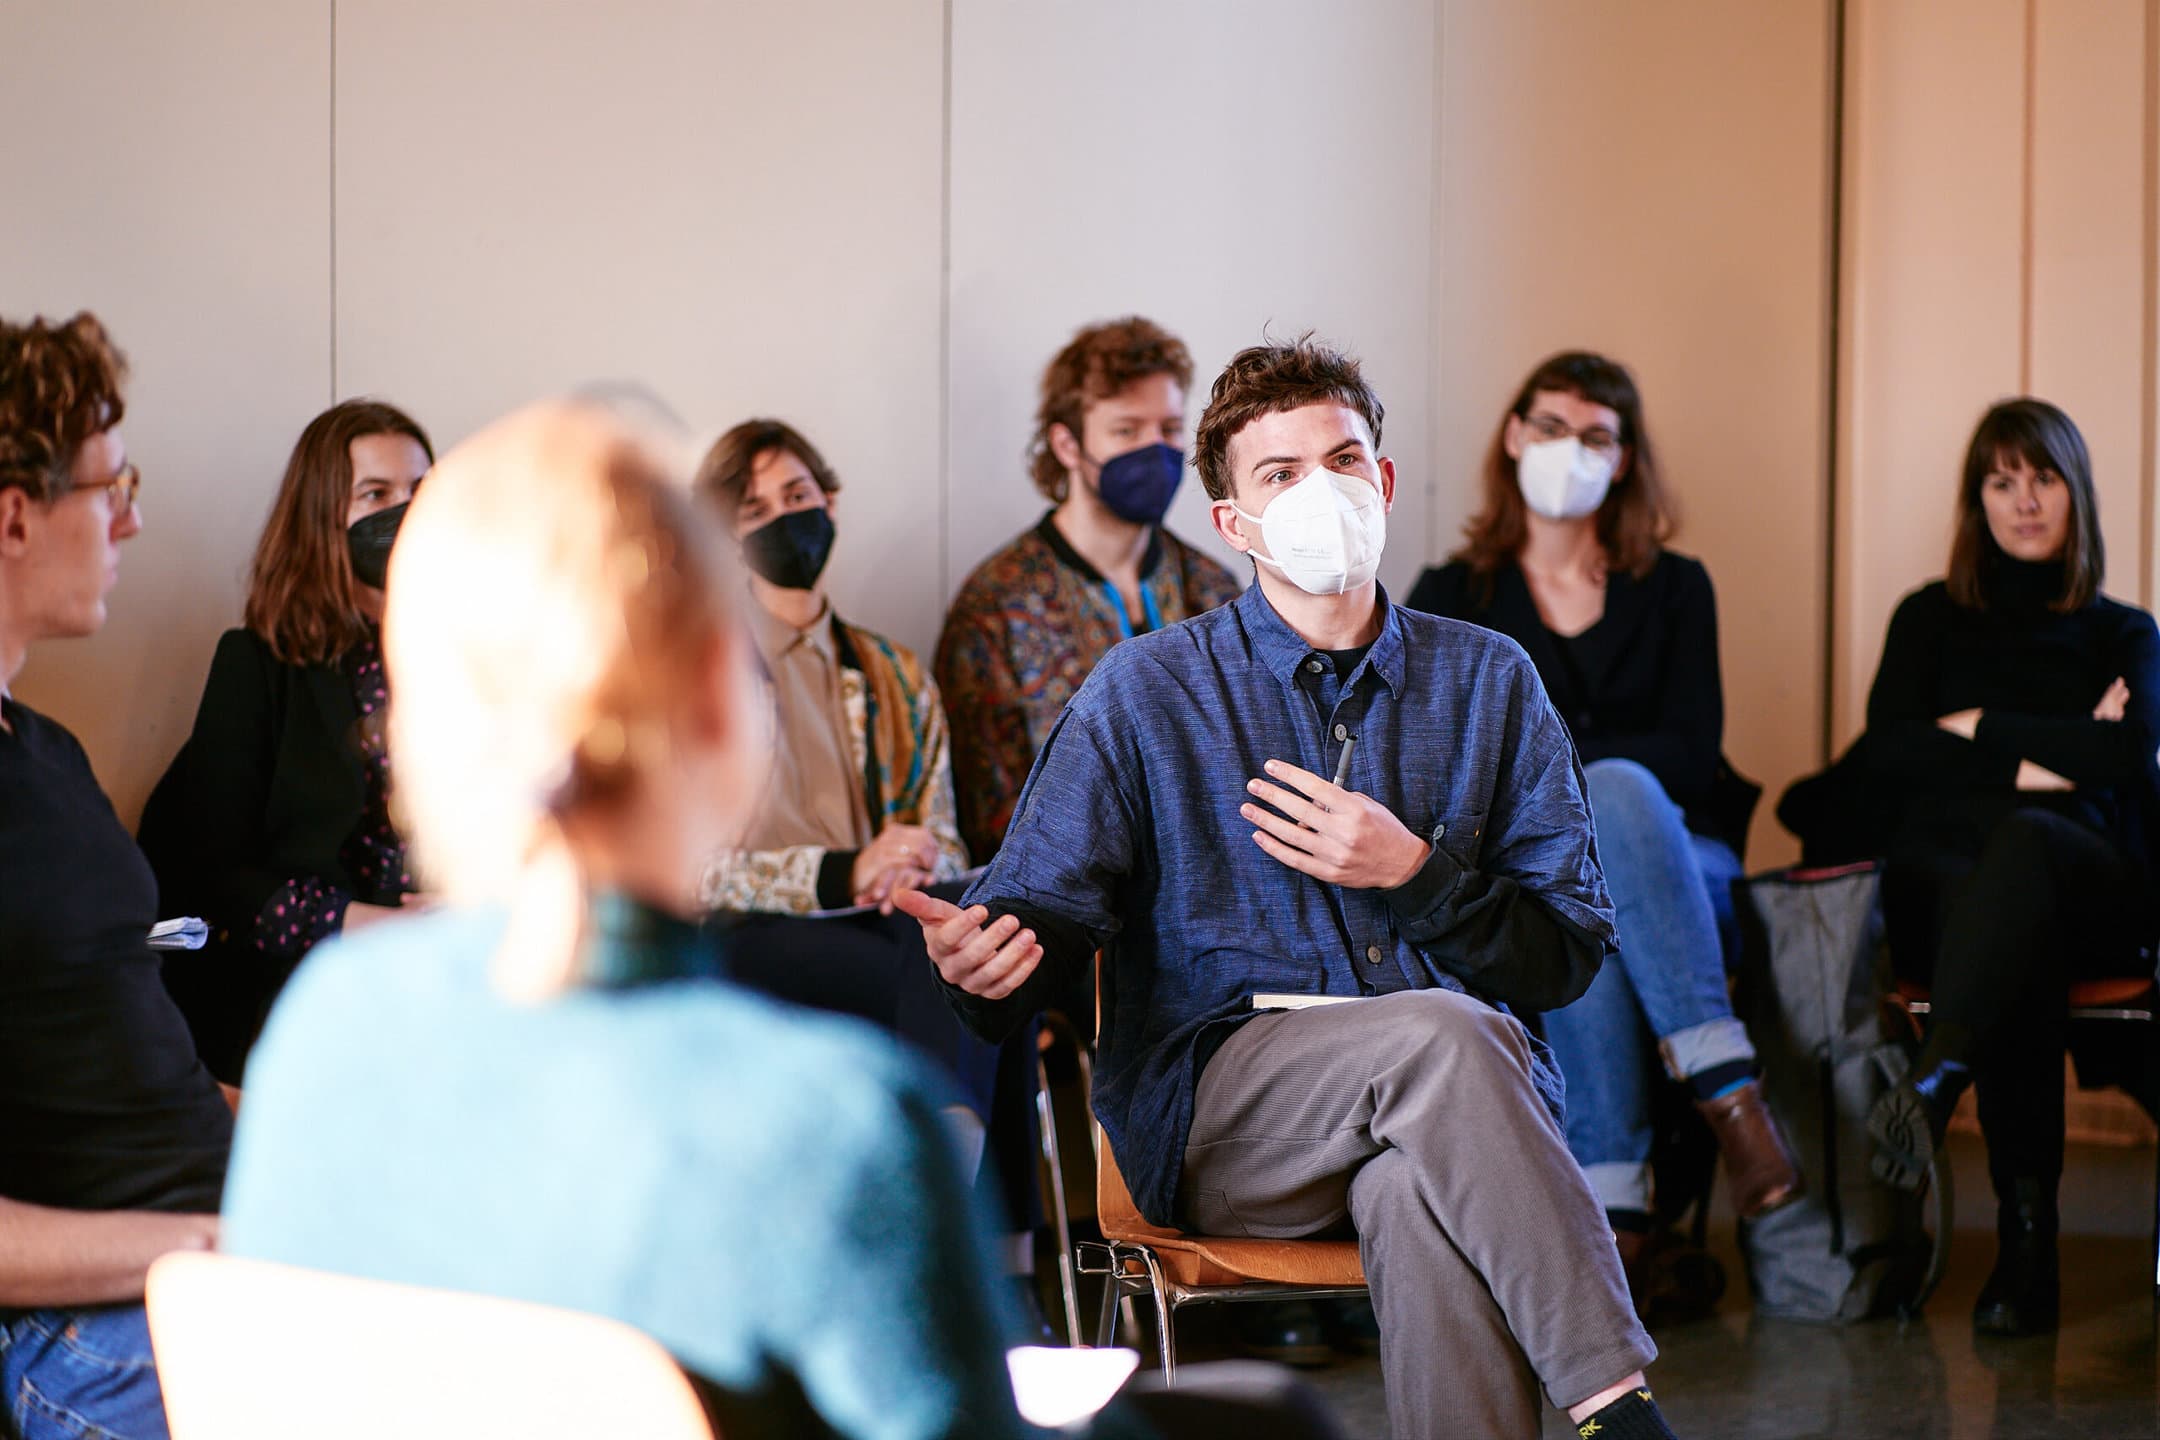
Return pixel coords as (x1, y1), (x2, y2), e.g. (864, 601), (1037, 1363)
(1330, 733), (1358, 791)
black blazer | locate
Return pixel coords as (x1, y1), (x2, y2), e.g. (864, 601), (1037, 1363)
(1408, 551), (1758, 853)
(138, 628), (376, 1077)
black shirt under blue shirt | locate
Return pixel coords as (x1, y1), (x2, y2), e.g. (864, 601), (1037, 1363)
(0, 697), (231, 1213)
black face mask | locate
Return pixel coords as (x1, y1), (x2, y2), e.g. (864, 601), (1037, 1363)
(742, 506), (836, 591)
(347, 501), (410, 591)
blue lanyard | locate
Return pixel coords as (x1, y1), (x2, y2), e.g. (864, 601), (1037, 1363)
(1102, 581), (1163, 641)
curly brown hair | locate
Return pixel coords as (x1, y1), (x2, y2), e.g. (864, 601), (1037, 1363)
(0, 312), (129, 503)
(244, 399), (434, 666)
(1454, 351), (1672, 590)
(1030, 317), (1195, 502)
(694, 417), (841, 518)
(1192, 334), (1384, 502)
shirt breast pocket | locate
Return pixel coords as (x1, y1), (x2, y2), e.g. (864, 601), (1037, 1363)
(1430, 810), (1487, 870)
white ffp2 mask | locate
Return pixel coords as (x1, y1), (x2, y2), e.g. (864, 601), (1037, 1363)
(1230, 469), (1387, 596)
(1516, 437), (1617, 520)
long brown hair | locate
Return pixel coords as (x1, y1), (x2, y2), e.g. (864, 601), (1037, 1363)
(1945, 398), (2102, 613)
(244, 399), (433, 665)
(1453, 351), (1673, 586)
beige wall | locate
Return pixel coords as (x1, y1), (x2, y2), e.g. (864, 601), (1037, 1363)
(1433, 0), (1839, 864)
(946, 0), (1435, 600)
(1835, 0), (2160, 744)
(0, 2), (332, 820)
(1, 1), (1914, 872)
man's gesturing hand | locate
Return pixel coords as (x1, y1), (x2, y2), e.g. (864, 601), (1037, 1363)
(891, 888), (1043, 1000)
(1242, 758), (1431, 890)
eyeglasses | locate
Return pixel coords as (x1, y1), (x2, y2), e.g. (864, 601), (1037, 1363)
(71, 461), (141, 512)
(1523, 412), (1622, 458)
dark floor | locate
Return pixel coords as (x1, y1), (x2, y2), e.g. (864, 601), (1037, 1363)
(1130, 1134), (2157, 1439)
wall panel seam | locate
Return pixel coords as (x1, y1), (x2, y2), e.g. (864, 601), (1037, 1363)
(2019, 0), (2036, 395)
(328, 0), (338, 402)
(937, 0), (954, 608)
(2144, 0), (2159, 608)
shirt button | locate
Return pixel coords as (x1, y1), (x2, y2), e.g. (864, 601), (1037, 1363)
(1365, 944), (1384, 964)
(1432, 822), (1447, 840)
(1305, 658), (1326, 674)
(1333, 723), (1349, 741)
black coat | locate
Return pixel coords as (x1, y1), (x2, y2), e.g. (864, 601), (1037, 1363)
(138, 628), (376, 1079)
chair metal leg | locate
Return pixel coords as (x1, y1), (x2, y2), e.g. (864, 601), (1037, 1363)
(1094, 1258), (1123, 1349)
(1136, 1248), (1177, 1383)
(1035, 1052), (1084, 1346)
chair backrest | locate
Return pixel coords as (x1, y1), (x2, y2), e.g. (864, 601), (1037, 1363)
(146, 1252), (716, 1440)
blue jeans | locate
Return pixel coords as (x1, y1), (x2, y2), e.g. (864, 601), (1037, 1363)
(0, 1305), (168, 1440)
(1545, 758), (1755, 1212)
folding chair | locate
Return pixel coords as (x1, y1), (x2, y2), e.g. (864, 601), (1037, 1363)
(1889, 970), (2160, 1296)
(1076, 1132), (1367, 1382)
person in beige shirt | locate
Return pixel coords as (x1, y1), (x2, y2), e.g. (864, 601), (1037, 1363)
(696, 418), (969, 916)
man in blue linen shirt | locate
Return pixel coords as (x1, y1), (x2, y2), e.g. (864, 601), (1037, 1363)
(900, 338), (1673, 1440)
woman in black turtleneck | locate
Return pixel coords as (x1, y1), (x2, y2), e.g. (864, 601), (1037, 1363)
(1863, 397), (2160, 1338)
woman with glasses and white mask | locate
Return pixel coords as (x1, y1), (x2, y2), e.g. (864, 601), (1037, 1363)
(1409, 350), (1800, 1321)
(140, 400), (435, 1081)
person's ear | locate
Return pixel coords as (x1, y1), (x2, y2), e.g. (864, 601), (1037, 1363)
(0, 487), (37, 558)
(1376, 456), (1397, 513)
(1502, 414), (1527, 463)
(1610, 445), (1632, 485)
(1046, 421), (1084, 478)
(1208, 493), (1253, 555)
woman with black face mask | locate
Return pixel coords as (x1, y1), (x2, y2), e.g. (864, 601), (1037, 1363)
(138, 399), (435, 1080)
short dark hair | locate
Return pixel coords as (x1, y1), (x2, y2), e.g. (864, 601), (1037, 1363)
(0, 312), (128, 504)
(1454, 350), (1673, 586)
(1192, 335), (1384, 502)
(696, 418), (841, 517)
(1946, 397), (2103, 612)
(1030, 317), (1195, 502)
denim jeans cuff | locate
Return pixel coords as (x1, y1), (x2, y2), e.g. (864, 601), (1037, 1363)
(1658, 1016), (1756, 1081)
(1583, 1161), (1652, 1213)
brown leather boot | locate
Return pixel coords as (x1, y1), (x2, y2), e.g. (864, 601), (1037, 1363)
(1613, 1227), (1726, 1326)
(1695, 1079), (1803, 1218)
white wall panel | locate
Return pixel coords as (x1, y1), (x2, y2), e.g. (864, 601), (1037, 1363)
(945, 0), (1436, 600)
(0, 1), (333, 820)
(332, 0), (948, 654)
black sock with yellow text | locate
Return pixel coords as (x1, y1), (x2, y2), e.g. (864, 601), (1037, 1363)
(1574, 1385), (1678, 1439)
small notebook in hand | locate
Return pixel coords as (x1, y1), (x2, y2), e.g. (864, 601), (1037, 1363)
(148, 917), (210, 951)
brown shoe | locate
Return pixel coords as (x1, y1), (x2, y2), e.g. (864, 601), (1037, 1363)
(1613, 1227), (1726, 1326)
(1695, 1079), (1804, 1218)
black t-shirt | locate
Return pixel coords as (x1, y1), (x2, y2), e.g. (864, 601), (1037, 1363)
(0, 698), (231, 1212)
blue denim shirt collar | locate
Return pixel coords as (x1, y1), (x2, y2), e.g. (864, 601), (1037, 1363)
(1234, 577), (1407, 697)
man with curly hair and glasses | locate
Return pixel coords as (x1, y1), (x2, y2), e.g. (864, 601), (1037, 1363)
(0, 311), (231, 1440)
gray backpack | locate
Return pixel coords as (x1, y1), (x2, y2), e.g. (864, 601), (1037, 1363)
(1731, 863), (1949, 1322)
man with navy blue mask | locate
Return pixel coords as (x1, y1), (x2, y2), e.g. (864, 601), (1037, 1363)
(936, 317), (1241, 865)
(902, 338), (1682, 1440)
